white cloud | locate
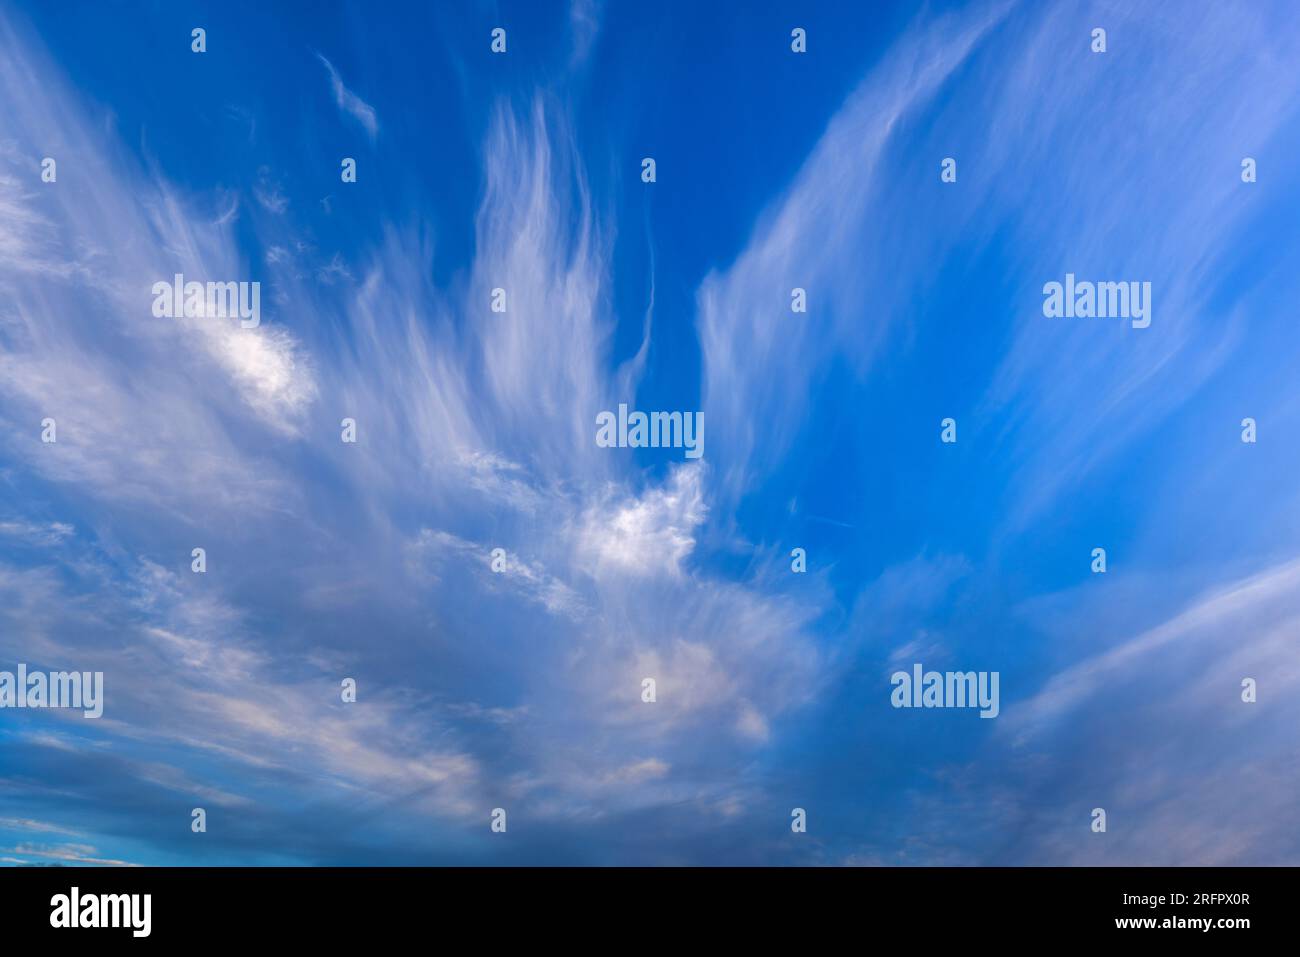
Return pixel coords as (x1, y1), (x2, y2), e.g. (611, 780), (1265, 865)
(0, 520), (74, 546)
(0, 25), (835, 857)
(575, 464), (706, 578)
(1, 843), (137, 866)
(0, 29), (319, 515)
(697, 4), (1011, 504)
(317, 53), (379, 141)
(1007, 555), (1300, 740)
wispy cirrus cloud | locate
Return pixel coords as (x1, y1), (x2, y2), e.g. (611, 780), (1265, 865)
(316, 52), (378, 141)
(2, 843), (138, 867)
(697, 3), (1013, 505)
(0, 7), (831, 865)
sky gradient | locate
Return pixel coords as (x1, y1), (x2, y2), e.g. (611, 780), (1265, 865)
(2, 0), (1299, 866)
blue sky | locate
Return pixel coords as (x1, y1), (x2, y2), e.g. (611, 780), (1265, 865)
(2, 0), (1299, 865)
